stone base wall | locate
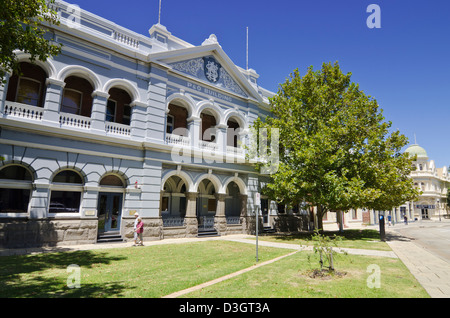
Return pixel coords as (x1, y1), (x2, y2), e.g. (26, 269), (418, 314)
(243, 216), (264, 235)
(122, 217), (163, 242)
(0, 216), (253, 248)
(223, 224), (244, 235)
(272, 214), (309, 233)
(0, 218), (98, 248)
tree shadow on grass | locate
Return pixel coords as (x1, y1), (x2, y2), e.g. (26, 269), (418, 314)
(0, 250), (131, 298)
(263, 229), (383, 242)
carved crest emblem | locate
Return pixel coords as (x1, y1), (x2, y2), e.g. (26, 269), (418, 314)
(203, 57), (221, 83)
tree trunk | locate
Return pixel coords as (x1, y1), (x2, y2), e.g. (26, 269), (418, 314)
(338, 211), (344, 232)
(316, 205), (325, 231)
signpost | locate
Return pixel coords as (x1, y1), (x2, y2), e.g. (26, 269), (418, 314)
(254, 192), (261, 262)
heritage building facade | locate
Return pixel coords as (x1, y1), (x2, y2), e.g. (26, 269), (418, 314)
(403, 144), (450, 221)
(0, 1), (279, 247)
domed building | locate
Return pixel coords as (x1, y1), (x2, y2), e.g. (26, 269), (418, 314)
(405, 144), (428, 160)
(403, 144), (449, 221)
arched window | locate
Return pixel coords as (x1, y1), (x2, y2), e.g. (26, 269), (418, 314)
(227, 118), (241, 148)
(61, 76), (94, 117)
(0, 165), (33, 213)
(6, 62), (47, 107)
(99, 175), (125, 187)
(200, 110), (217, 142)
(107, 88), (132, 125)
(49, 170), (84, 213)
(167, 103), (188, 136)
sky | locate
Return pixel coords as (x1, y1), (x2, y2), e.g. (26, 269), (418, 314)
(68, 0), (450, 168)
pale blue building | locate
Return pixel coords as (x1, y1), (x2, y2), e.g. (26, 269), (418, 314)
(0, 1), (284, 247)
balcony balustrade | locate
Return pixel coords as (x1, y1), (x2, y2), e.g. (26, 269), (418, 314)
(106, 121), (131, 136)
(198, 140), (218, 151)
(2, 102), (249, 155)
(3, 101), (43, 122)
(165, 133), (190, 146)
(59, 113), (92, 129)
(226, 145), (244, 156)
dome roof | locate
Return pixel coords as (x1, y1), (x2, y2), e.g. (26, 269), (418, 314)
(405, 144), (428, 159)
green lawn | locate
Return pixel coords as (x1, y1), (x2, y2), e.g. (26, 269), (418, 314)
(0, 239), (428, 298)
(0, 241), (288, 298)
(186, 249), (429, 298)
(258, 229), (392, 251)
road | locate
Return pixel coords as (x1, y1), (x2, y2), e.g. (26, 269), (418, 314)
(388, 220), (450, 264)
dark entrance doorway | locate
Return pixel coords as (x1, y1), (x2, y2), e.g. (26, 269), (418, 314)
(197, 179), (217, 236)
(97, 192), (123, 233)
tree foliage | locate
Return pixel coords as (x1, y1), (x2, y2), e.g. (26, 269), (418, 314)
(255, 62), (419, 229)
(0, 0), (62, 82)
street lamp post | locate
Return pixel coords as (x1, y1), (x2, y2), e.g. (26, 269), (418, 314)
(254, 192), (261, 262)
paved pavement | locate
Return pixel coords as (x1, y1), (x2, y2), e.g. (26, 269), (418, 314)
(1, 221), (449, 298)
(383, 221), (450, 298)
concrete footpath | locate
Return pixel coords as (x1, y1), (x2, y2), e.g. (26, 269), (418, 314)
(385, 230), (450, 298)
(1, 227), (449, 298)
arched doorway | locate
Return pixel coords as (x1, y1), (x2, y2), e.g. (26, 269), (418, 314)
(161, 176), (187, 227)
(197, 179), (217, 232)
(225, 181), (241, 224)
(97, 174), (126, 234)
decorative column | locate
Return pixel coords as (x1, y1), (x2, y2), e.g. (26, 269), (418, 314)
(184, 192), (198, 237)
(188, 116), (201, 148)
(91, 90), (110, 133)
(146, 65), (168, 143)
(216, 124), (227, 154)
(43, 78), (66, 126)
(130, 101), (147, 139)
(214, 193), (227, 235)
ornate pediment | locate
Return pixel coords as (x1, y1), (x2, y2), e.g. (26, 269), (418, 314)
(169, 55), (248, 98)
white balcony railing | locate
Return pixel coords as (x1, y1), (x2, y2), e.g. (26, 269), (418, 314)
(59, 113), (92, 129)
(166, 133), (190, 146)
(3, 101), (43, 121)
(106, 122), (131, 136)
(226, 145), (244, 156)
(2, 103), (249, 151)
(198, 140), (218, 151)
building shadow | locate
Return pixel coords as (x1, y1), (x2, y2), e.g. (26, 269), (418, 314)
(0, 219), (60, 249)
(0, 249), (130, 298)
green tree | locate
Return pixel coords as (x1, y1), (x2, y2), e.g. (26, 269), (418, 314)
(0, 0), (62, 83)
(255, 62), (419, 230)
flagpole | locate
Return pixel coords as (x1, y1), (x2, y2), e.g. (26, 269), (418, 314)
(246, 27), (249, 71)
(158, 0), (162, 24)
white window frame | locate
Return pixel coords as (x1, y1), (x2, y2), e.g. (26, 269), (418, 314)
(15, 77), (42, 107)
(61, 88), (83, 115)
(106, 99), (117, 123)
(48, 170), (84, 218)
(166, 114), (174, 134)
(0, 165), (33, 218)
